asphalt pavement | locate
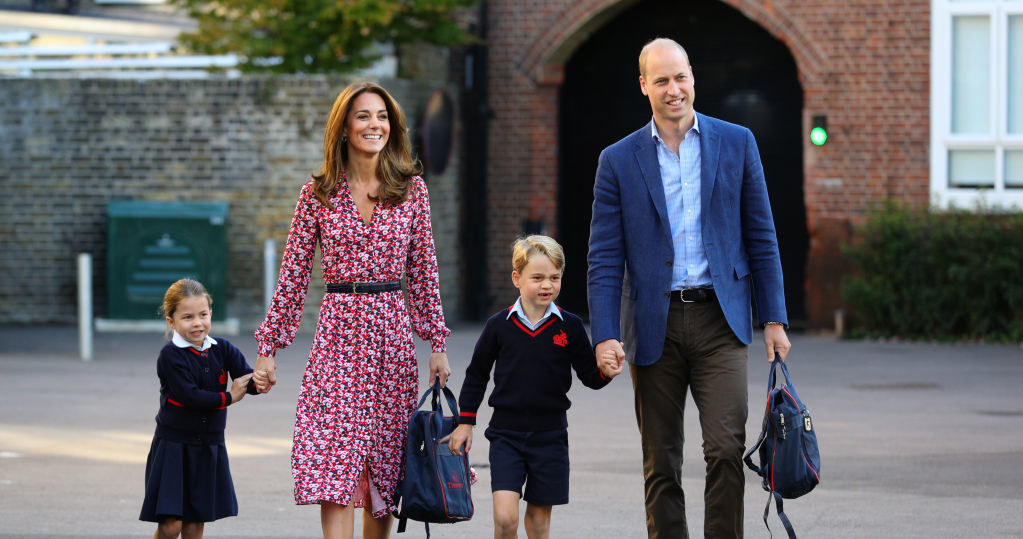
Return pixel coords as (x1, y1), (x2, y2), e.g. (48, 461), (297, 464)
(1, 324), (1021, 538)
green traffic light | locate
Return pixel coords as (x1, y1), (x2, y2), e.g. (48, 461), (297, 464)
(810, 126), (828, 146)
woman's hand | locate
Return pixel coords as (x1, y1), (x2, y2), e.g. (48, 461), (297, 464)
(252, 355), (277, 393)
(429, 352), (451, 387)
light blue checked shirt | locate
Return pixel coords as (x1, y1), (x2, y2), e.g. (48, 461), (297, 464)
(507, 297), (563, 330)
(651, 117), (712, 289)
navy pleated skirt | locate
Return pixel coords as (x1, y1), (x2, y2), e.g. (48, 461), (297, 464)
(139, 435), (239, 523)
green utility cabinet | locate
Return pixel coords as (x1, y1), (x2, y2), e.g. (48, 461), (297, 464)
(106, 201), (229, 321)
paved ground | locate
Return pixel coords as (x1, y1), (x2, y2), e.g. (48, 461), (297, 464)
(1, 323), (1022, 538)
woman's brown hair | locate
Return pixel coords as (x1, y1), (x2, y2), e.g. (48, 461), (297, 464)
(312, 82), (422, 209)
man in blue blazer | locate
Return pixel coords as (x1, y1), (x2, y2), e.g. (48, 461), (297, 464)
(587, 38), (791, 538)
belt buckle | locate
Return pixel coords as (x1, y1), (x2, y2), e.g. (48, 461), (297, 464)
(679, 288), (695, 303)
(351, 282), (365, 294)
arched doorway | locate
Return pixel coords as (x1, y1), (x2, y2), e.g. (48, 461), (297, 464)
(557, 0), (808, 324)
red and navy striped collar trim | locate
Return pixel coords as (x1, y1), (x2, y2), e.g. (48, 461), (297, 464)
(509, 311), (559, 337)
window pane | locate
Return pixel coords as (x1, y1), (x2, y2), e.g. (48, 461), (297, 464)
(1010, 16), (1023, 134)
(1007, 151), (1023, 188)
(952, 16), (990, 134)
(948, 150), (995, 187)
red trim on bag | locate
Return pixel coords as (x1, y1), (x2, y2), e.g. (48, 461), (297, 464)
(780, 387), (800, 409)
(803, 452), (819, 481)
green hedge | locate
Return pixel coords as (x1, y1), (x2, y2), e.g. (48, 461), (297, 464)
(841, 201), (1023, 342)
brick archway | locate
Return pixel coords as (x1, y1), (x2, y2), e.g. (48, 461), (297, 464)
(523, 0), (826, 87)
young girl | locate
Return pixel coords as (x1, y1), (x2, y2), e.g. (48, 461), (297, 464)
(140, 278), (258, 539)
(445, 235), (622, 539)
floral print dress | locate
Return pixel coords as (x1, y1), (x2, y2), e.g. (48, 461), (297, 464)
(255, 176), (449, 517)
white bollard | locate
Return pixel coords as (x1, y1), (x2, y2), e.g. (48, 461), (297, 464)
(264, 239), (276, 310)
(77, 253), (93, 361)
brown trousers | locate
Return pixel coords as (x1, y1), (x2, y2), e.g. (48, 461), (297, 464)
(629, 299), (749, 539)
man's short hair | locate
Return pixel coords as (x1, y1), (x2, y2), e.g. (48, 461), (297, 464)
(638, 37), (690, 77)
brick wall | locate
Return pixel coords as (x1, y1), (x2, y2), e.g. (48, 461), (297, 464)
(485, 0), (931, 327)
(0, 76), (463, 331)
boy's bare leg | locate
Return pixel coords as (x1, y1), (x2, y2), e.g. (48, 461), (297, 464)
(523, 503), (552, 539)
(180, 521), (204, 539)
(320, 502), (355, 539)
(361, 507), (394, 539)
(527, 503), (552, 535)
(493, 490), (522, 539)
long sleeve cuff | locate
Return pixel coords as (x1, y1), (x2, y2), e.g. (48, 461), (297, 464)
(431, 338), (447, 354)
(457, 411), (477, 425)
(257, 340), (277, 358)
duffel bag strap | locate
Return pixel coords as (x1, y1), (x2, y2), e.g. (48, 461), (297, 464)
(744, 360), (781, 475)
(762, 490), (797, 539)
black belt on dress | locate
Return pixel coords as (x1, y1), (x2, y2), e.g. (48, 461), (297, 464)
(671, 287), (716, 303)
(326, 281), (401, 294)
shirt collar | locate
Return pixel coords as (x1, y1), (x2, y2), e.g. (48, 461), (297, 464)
(507, 297), (563, 324)
(650, 114), (700, 144)
(171, 330), (217, 352)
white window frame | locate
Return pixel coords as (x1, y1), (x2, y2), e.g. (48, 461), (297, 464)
(931, 0), (1023, 209)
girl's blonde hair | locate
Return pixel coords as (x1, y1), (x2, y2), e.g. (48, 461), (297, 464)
(511, 235), (565, 273)
(312, 82), (422, 210)
(160, 278), (212, 337)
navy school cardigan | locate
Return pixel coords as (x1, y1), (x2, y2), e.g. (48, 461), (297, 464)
(153, 337), (258, 445)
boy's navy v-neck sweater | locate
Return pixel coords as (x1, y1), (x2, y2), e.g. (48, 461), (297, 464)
(456, 306), (610, 432)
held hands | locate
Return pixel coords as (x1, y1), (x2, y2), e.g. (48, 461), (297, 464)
(429, 352), (451, 388)
(440, 423), (473, 456)
(230, 373), (254, 403)
(595, 339), (625, 378)
(252, 355), (278, 393)
(764, 324), (792, 362)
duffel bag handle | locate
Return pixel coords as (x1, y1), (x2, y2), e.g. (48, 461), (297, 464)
(769, 358), (806, 409)
(414, 375), (460, 417)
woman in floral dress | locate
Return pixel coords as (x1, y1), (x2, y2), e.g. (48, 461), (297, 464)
(252, 82), (451, 539)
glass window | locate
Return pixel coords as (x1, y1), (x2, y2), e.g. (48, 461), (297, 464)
(1007, 151), (1023, 187)
(949, 150), (996, 187)
(932, 1), (1023, 206)
(1009, 15), (1023, 134)
(951, 16), (991, 134)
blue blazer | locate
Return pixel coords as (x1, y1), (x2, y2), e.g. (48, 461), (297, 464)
(587, 114), (787, 366)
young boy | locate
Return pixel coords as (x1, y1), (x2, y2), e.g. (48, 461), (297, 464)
(445, 235), (622, 539)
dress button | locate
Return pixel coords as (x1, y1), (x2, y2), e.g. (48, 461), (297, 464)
(664, 292), (670, 298)
(666, 261), (673, 266)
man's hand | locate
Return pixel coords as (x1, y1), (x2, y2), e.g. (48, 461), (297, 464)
(429, 352), (451, 387)
(764, 324), (791, 362)
(252, 355), (277, 393)
(595, 339), (625, 372)
(598, 346), (624, 378)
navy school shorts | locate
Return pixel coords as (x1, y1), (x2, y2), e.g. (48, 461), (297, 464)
(485, 426), (570, 506)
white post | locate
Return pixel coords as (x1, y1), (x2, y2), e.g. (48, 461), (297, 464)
(263, 239), (276, 310)
(77, 253), (93, 361)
